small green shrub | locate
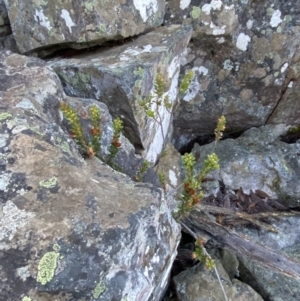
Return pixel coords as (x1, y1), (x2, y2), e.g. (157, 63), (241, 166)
(135, 160), (150, 182)
(60, 102), (123, 169)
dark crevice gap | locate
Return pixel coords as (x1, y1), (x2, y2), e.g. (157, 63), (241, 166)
(162, 231), (196, 301)
(178, 129), (245, 154)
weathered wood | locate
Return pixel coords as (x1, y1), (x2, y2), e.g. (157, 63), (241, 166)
(184, 210), (300, 280)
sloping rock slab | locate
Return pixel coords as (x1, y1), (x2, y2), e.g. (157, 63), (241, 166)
(193, 125), (300, 207)
(50, 25), (193, 163)
(0, 50), (181, 301)
(4, 0), (165, 54)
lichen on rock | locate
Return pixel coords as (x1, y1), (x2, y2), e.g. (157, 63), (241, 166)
(37, 249), (60, 285)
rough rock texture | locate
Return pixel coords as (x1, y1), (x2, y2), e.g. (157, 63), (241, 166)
(235, 216), (300, 301)
(174, 261), (263, 301)
(4, 0), (165, 55)
(156, 143), (183, 191)
(50, 25), (193, 163)
(0, 34), (19, 53)
(0, 0), (9, 26)
(165, 0), (300, 150)
(193, 125), (300, 207)
(0, 50), (181, 301)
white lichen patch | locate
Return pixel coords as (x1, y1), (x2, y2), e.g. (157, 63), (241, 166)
(133, 0), (158, 22)
(210, 22), (226, 35)
(0, 201), (35, 243)
(217, 37), (225, 44)
(270, 10), (282, 28)
(180, 0), (191, 10)
(167, 56), (180, 79)
(168, 170), (177, 187)
(16, 265), (31, 281)
(193, 66), (208, 76)
(288, 81), (293, 88)
(0, 173), (11, 190)
(60, 9), (76, 33)
(280, 62), (288, 73)
(223, 59), (234, 71)
(246, 20), (254, 29)
(119, 45), (152, 61)
(224, 4), (234, 10)
(34, 9), (52, 30)
(16, 98), (38, 114)
(202, 0), (223, 15)
(0, 134), (9, 148)
(236, 33), (251, 51)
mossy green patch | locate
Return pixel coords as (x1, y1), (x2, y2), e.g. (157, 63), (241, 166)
(22, 297), (32, 301)
(191, 6), (201, 19)
(0, 113), (12, 121)
(39, 176), (58, 188)
(99, 24), (106, 32)
(267, 7), (274, 16)
(133, 67), (145, 78)
(93, 281), (106, 299)
(37, 251), (59, 285)
(56, 137), (72, 155)
(84, 1), (94, 12)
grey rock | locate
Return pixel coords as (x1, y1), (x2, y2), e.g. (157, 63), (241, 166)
(49, 25), (193, 163)
(174, 261), (263, 301)
(4, 0), (165, 55)
(0, 50), (180, 301)
(0, 34), (19, 52)
(165, 0), (300, 149)
(193, 124), (300, 207)
(0, 0), (9, 26)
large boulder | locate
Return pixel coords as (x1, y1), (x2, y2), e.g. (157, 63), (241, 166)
(192, 124), (300, 207)
(4, 0), (165, 55)
(165, 0), (300, 150)
(0, 50), (181, 301)
(49, 25), (193, 163)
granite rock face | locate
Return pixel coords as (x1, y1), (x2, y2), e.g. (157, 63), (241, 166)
(193, 124), (300, 207)
(50, 25), (193, 163)
(0, 50), (181, 301)
(4, 0), (165, 55)
(165, 0), (300, 150)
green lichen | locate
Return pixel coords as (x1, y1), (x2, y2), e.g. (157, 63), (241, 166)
(84, 1), (94, 12)
(37, 251), (59, 285)
(99, 24), (106, 32)
(191, 6), (201, 19)
(55, 137), (72, 155)
(133, 67), (145, 78)
(39, 176), (58, 188)
(267, 7), (274, 16)
(22, 297), (32, 301)
(0, 112), (12, 121)
(134, 79), (143, 88)
(284, 15), (292, 22)
(53, 243), (61, 252)
(121, 295), (128, 301)
(93, 281), (106, 299)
